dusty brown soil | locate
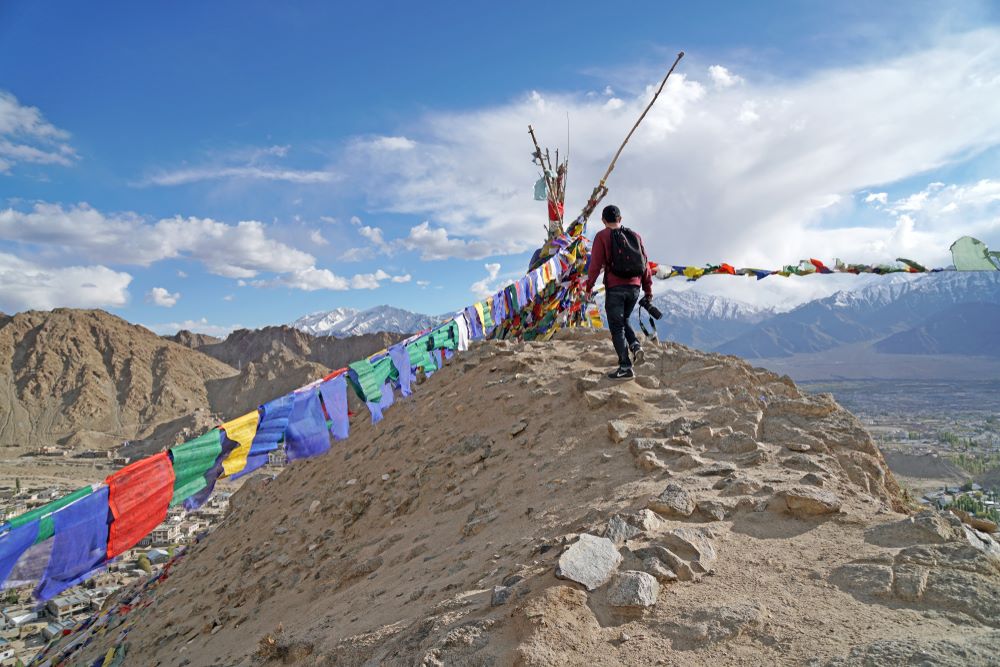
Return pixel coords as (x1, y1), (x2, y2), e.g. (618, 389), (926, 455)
(47, 330), (1000, 666)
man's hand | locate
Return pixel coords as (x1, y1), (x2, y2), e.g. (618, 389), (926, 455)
(584, 290), (593, 303)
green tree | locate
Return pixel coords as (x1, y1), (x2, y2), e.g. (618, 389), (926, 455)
(5, 589), (18, 605)
(136, 554), (152, 575)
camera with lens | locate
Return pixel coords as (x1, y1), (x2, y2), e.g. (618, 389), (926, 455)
(639, 296), (662, 320)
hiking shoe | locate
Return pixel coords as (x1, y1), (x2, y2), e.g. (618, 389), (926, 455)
(631, 345), (645, 366)
(607, 366), (635, 380)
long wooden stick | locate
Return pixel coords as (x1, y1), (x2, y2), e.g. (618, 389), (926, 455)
(598, 51), (684, 187)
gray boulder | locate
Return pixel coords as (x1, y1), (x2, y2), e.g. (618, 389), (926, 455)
(555, 534), (622, 591)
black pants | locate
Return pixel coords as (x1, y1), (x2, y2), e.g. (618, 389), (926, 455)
(605, 285), (640, 368)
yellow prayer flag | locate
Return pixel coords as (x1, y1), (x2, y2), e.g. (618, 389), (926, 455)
(220, 409), (261, 477)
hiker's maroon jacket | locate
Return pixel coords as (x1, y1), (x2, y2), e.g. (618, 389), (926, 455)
(586, 226), (653, 299)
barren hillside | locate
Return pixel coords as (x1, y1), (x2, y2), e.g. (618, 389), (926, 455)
(52, 331), (1000, 666)
(0, 309), (237, 449)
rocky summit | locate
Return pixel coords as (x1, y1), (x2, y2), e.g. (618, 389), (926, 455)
(52, 330), (1000, 665)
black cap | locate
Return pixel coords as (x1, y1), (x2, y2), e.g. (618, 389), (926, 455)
(601, 205), (621, 223)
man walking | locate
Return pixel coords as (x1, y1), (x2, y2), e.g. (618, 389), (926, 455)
(584, 205), (653, 379)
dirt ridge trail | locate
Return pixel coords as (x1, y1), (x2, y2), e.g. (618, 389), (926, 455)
(57, 330), (1000, 666)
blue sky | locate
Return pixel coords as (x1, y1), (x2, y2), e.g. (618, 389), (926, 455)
(2, 1), (1000, 334)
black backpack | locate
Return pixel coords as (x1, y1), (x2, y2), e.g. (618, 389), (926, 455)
(608, 227), (647, 278)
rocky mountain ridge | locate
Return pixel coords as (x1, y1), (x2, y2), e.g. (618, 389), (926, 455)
(48, 330), (1000, 666)
(0, 310), (399, 454)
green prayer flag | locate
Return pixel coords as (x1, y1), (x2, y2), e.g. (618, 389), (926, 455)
(169, 428), (222, 507)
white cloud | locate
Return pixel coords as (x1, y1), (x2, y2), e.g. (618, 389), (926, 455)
(139, 144), (336, 186)
(252, 267), (410, 291)
(369, 136), (417, 151)
(416, 280), (430, 288)
(146, 317), (239, 337)
(708, 65), (743, 89)
(0, 252), (131, 312)
(470, 262), (503, 297)
(0, 91), (77, 173)
(223, 294), (235, 302)
(0, 202), (316, 279)
(177, 269), (188, 278)
(865, 192), (888, 205)
(145, 286), (180, 307)
(341, 28), (1000, 271)
(358, 224), (390, 251)
(309, 229), (328, 245)
(403, 222), (521, 260)
(143, 165), (336, 186)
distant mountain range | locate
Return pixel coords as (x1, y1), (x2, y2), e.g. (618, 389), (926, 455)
(288, 273), (1000, 368)
(291, 305), (441, 337)
(714, 272), (1000, 359)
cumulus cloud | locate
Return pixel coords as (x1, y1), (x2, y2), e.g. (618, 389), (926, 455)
(341, 28), (1000, 278)
(470, 262), (503, 297)
(252, 267), (410, 291)
(145, 286), (180, 307)
(146, 317), (240, 337)
(708, 65), (743, 89)
(865, 192), (889, 205)
(0, 252), (131, 312)
(309, 229), (328, 245)
(402, 222), (522, 260)
(0, 91), (77, 173)
(0, 202), (316, 279)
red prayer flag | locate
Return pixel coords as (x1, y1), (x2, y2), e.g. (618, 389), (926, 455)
(106, 452), (175, 558)
(809, 259), (832, 274)
(547, 200), (564, 221)
(719, 263), (736, 275)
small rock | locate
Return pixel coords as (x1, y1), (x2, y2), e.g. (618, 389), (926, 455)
(491, 585), (514, 606)
(619, 631), (632, 643)
(641, 557), (678, 582)
(274, 526), (288, 536)
(345, 478), (358, 486)
(780, 454), (828, 473)
(576, 376), (601, 394)
(604, 515), (642, 545)
(635, 451), (667, 472)
(636, 375), (661, 390)
(307, 500), (320, 514)
(800, 473), (824, 487)
(713, 474), (762, 496)
(607, 571), (660, 608)
(584, 389), (610, 409)
(660, 528), (717, 574)
(696, 500), (729, 522)
(511, 420), (528, 437)
(623, 509), (665, 533)
(601, 452), (613, 462)
(555, 534), (623, 591)
(771, 486), (842, 517)
(696, 462), (737, 477)
(951, 508), (999, 534)
(648, 483), (696, 517)
(633, 545), (696, 581)
(608, 420), (631, 443)
(786, 442), (811, 453)
(381, 473), (390, 481)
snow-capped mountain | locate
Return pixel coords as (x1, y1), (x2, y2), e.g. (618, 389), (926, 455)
(640, 290), (772, 349)
(714, 271), (1000, 358)
(291, 305), (440, 337)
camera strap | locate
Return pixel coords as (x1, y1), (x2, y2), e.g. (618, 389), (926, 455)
(638, 302), (658, 339)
